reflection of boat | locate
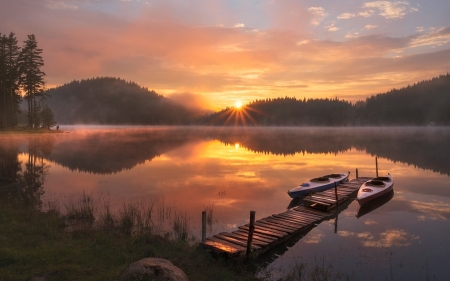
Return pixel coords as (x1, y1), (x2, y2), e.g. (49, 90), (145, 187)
(356, 174), (394, 206)
(287, 172), (350, 198)
(287, 196), (305, 209)
(356, 189), (394, 218)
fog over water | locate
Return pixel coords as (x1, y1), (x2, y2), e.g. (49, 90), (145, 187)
(1, 126), (449, 280)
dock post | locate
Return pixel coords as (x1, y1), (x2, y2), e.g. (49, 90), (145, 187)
(375, 157), (378, 177)
(246, 211), (256, 258)
(356, 168), (358, 179)
(334, 182), (339, 207)
(202, 211), (206, 242)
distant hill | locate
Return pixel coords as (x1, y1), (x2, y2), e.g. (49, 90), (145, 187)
(356, 73), (450, 125)
(45, 77), (199, 125)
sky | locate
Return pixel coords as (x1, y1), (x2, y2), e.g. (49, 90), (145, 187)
(1, 0), (450, 110)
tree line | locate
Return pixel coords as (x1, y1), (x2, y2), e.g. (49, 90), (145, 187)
(0, 32), (56, 130)
(204, 74), (450, 126)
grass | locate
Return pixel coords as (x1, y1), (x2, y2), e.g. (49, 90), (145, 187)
(0, 192), (260, 281)
(0, 126), (64, 135)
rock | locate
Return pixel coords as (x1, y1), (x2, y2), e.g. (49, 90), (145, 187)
(120, 258), (189, 281)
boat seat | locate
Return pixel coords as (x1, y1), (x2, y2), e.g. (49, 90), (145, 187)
(366, 180), (385, 187)
(310, 177), (330, 182)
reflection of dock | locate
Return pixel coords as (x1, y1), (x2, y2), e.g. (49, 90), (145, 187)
(200, 177), (371, 257)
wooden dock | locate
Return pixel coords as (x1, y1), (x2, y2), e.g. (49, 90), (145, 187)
(201, 177), (371, 257)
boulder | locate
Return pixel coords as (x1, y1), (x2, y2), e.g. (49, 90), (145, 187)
(120, 258), (189, 281)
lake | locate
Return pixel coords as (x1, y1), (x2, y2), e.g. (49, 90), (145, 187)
(1, 126), (449, 280)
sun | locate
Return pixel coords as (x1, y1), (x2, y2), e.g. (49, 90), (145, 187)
(235, 100), (243, 108)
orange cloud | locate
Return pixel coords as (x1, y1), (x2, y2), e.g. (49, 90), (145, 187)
(2, 0), (450, 109)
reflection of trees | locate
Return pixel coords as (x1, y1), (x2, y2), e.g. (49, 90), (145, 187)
(46, 129), (203, 174)
(0, 139), (22, 184)
(212, 127), (450, 176)
(0, 136), (53, 209)
(2, 127), (450, 179)
(22, 136), (53, 209)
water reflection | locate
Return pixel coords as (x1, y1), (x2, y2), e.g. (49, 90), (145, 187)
(1, 126), (450, 280)
(0, 136), (52, 209)
(356, 189), (395, 218)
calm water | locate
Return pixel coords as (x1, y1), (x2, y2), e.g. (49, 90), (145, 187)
(1, 126), (449, 280)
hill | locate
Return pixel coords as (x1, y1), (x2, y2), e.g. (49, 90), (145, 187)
(45, 77), (198, 125)
(356, 73), (450, 125)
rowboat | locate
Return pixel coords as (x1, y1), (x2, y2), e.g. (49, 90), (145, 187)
(287, 172), (350, 198)
(356, 174), (394, 206)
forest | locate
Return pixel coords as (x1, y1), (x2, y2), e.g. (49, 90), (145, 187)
(204, 74), (450, 126)
(0, 32), (56, 130)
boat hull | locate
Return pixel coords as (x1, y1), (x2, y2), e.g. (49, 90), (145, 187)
(287, 172), (350, 198)
(356, 175), (394, 206)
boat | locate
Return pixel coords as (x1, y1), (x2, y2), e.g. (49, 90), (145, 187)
(287, 172), (350, 198)
(356, 174), (394, 206)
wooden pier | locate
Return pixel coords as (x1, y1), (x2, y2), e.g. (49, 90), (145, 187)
(200, 177), (371, 257)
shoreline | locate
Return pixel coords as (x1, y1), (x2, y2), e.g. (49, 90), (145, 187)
(0, 128), (66, 135)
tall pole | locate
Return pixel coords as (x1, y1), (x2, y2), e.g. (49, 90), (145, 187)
(246, 211), (255, 258)
(201, 211), (206, 242)
(375, 157), (378, 177)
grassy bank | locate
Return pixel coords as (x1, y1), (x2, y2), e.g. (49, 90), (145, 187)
(0, 192), (258, 281)
(0, 127), (64, 135)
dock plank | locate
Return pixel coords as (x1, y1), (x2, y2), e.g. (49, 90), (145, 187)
(201, 178), (367, 256)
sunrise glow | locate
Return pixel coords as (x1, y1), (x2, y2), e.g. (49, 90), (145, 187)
(235, 101), (243, 109)
(2, 0), (449, 110)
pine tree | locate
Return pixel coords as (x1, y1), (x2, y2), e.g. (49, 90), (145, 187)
(2, 32), (22, 128)
(18, 34), (46, 129)
(40, 105), (56, 129)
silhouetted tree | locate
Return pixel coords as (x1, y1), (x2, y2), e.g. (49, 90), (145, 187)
(18, 34), (46, 129)
(40, 105), (56, 129)
(0, 32), (21, 129)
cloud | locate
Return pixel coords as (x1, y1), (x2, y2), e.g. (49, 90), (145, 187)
(234, 23), (245, 28)
(359, 10), (374, 17)
(308, 7), (328, 25)
(409, 200), (450, 220)
(363, 229), (419, 247)
(415, 26), (425, 33)
(337, 13), (356, 20)
(363, 1), (418, 19)
(410, 27), (450, 48)
(345, 32), (360, 39)
(303, 232), (324, 243)
(365, 24), (378, 30)
(46, 0), (78, 10)
(1, 0), (449, 109)
(339, 229), (419, 247)
(325, 22), (339, 32)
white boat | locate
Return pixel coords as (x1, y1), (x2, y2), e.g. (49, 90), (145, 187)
(287, 172), (350, 198)
(356, 174), (394, 206)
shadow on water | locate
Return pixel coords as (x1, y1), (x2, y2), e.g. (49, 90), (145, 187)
(356, 189), (395, 219)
